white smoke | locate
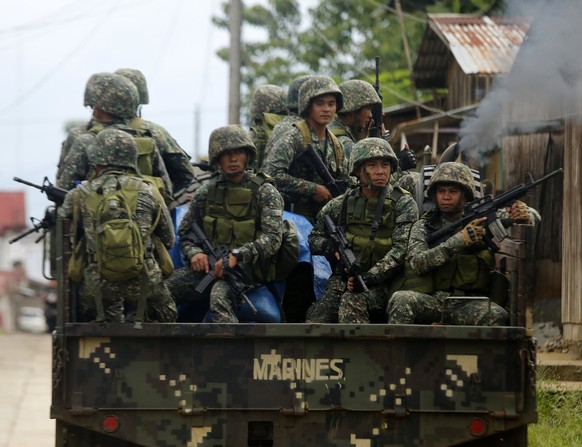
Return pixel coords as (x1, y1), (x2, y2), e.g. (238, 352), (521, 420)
(459, 0), (582, 163)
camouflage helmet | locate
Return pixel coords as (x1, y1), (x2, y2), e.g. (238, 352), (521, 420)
(427, 161), (476, 201)
(339, 80), (381, 113)
(349, 138), (398, 176)
(287, 75), (314, 114)
(87, 128), (138, 171)
(115, 68), (149, 105)
(249, 84), (287, 121)
(208, 125), (257, 166)
(83, 72), (139, 119)
(298, 76), (343, 117)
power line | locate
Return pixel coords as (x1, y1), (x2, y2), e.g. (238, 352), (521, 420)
(0, 0), (122, 117)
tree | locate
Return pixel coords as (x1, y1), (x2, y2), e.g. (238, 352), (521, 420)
(213, 0), (516, 120)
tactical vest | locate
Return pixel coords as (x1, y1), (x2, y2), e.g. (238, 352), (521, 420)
(290, 120), (345, 219)
(252, 112), (286, 169)
(340, 187), (403, 273)
(202, 173), (277, 281)
(404, 212), (494, 294)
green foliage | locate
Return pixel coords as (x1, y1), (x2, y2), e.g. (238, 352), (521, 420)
(213, 0), (515, 118)
(529, 370), (582, 446)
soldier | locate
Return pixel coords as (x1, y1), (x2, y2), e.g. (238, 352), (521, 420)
(262, 75), (349, 222)
(266, 75), (314, 147)
(387, 162), (532, 325)
(305, 138), (418, 323)
(248, 84), (287, 170)
(329, 79), (382, 157)
(115, 68), (196, 193)
(58, 128), (177, 324)
(56, 72), (173, 202)
(167, 125), (284, 323)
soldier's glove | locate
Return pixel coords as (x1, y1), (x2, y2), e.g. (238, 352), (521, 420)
(397, 147), (417, 171)
(510, 201), (532, 224)
(458, 219), (486, 246)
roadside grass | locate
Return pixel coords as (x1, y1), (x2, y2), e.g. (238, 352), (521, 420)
(528, 366), (582, 446)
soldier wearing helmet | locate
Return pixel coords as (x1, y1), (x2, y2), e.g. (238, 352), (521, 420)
(305, 138), (418, 323)
(58, 128), (177, 324)
(328, 79), (382, 157)
(56, 72), (173, 204)
(248, 84), (288, 169)
(262, 75), (314, 168)
(115, 68), (196, 194)
(387, 162), (532, 326)
(262, 75), (349, 222)
(166, 125), (285, 323)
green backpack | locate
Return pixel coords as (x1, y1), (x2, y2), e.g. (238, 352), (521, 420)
(83, 177), (158, 282)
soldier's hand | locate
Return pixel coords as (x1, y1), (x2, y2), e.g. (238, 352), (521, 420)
(313, 184), (333, 204)
(458, 217), (487, 246)
(509, 201), (531, 224)
(213, 257), (224, 279)
(191, 253), (210, 273)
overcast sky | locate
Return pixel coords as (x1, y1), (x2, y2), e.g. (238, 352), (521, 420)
(0, 0), (239, 219)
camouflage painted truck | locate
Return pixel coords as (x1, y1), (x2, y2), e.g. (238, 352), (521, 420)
(50, 215), (537, 447)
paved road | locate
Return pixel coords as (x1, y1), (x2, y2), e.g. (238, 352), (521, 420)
(0, 332), (55, 447)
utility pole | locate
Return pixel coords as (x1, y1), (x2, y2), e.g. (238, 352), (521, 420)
(228, 0), (242, 124)
(395, 0), (420, 119)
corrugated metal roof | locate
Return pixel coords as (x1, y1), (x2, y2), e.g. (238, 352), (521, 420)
(414, 14), (531, 88)
(0, 191), (26, 236)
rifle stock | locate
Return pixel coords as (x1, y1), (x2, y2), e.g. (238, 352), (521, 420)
(323, 215), (368, 292)
(188, 222), (258, 314)
(427, 168), (563, 248)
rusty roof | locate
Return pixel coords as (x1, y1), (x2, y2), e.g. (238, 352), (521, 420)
(414, 14), (531, 89)
(0, 191), (26, 236)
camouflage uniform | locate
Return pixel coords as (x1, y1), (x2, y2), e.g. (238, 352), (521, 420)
(248, 84), (287, 170)
(329, 79), (382, 158)
(168, 125), (284, 323)
(305, 138), (419, 323)
(262, 76), (349, 222)
(56, 72), (176, 198)
(116, 68), (195, 192)
(387, 162), (509, 326)
(58, 129), (177, 323)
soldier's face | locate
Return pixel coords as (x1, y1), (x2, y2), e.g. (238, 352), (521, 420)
(356, 106), (373, 130)
(435, 184), (463, 213)
(219, 148), (248, 177)
(308, 94), (337, 126)
(359, 158), (391, 188)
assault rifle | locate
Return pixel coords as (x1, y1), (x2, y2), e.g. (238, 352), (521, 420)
(188, 222), (258, 315)
(427, 168), (563, 249)
(370, 56), (383, 138)
(9, 208), (56, 244)
(14, 176), (67, 206)
(298, 145), (348, 197)
(323, 215), (368, 292)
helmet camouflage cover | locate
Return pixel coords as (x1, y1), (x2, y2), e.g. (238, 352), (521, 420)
(298, 75), (343, 117)
(349, 137), (398, 176)
(287, 75), (313, 113)
(427, 161), (476, 201)
(249, 84), (287, 121)
(115, 68), (149, 105)
(87, 128), (138, 171)
(84, 72), (139, 119)
(208, 125), (257, 166)
(339, 79), (381, 113)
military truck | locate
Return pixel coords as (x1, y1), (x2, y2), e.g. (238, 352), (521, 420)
(50, 214), (537, 447)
